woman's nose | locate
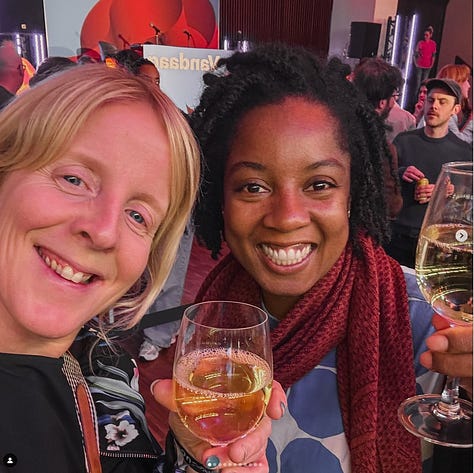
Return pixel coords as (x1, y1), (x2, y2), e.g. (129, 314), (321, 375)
(72, 197), (121, 250)
(264, 191), (310, 231)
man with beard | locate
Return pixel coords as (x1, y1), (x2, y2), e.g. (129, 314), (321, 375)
(352, 57), (403, 121)
(352, 57), (404, 220)
(385, 78), (472, 268)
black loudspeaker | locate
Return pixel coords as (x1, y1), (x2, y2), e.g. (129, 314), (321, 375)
(0, 0), (45, 33)
(347, 21), (382, 59)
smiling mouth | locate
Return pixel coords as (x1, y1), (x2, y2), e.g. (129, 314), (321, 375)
(260, 243), (313, 266)
(37, 247), (95, 284)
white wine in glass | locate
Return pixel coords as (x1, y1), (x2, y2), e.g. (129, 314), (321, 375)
(173, 300), (273, 446)
(398, 161), (473, 448)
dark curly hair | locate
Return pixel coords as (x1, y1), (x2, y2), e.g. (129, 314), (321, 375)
(190, 43), (392, 258)
(130, 57), (156, 75)
(352, 57), (403, 107)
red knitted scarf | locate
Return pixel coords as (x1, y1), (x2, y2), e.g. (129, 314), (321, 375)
(196, 235), (421, 473)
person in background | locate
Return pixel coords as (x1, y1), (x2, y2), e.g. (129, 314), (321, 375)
(413, 26), (437, 98)
(386, 100), (416, 142)
(413, 80), (429, 125)
(352, 57), (403, 121)
(437, 63), (473, 143)
(0, 41), (24, 109)
(351, 57), (403, 219)
(0, 63), (284, 473)
(132, 57), (161, 89)
(29, 56), (77, 87)
(188, 43), (472, 473)
(128, 55), (196, 361)
(385, 78), (472, 269)
(112, 48), (142, 71)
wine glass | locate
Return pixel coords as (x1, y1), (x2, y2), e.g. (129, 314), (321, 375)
(398, 161), (473, 447)
(173, 300), (273, 446)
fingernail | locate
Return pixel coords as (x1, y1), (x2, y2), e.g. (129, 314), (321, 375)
(280, 401), (287, 416)
(205, 455), (220, 469)
(150, 379), (162, 395)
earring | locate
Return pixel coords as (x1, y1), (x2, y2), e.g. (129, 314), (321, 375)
(347, 209), (351, 219)
(108, 309), (115, 324)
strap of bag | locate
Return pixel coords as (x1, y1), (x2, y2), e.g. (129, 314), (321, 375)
(62, 352), (103, 473)
(138, 304), (192, 329)
(76, 383), (103, 473)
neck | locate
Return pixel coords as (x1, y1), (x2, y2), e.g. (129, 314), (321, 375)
(0, 320), (77, 358)
(261, 292), (298, 320)
(424, 123), (449, 139)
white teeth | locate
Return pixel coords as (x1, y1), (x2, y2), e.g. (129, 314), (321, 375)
(261, 244), (312, 266)
(38, 249), (92, 284)
(71, 272), (85, 284)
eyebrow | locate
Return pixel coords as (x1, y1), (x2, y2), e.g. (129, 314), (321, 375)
(227, 158), (346, 174)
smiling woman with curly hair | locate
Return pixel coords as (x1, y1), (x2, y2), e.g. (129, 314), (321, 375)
(187, 43), (471, 473)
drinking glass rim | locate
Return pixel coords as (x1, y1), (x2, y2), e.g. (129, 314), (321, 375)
(183, 300), (269, 330)
(442, 161), (473, 176)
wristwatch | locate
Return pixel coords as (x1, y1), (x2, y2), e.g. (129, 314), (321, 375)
(164, 430), (216, 473)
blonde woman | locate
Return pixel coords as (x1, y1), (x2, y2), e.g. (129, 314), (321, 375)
(0, 64), (284, 473)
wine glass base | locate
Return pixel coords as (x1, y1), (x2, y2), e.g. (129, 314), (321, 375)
(398, 394), (473, 448)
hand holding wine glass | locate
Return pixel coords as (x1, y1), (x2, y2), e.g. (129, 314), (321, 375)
(421, 313), (473, 397)
(152, 377), (285, 472)
(398, 161), (473, 447)
(173, 301), (273, 447)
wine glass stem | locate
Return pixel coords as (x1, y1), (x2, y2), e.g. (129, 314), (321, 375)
(434, 376), (464, 420)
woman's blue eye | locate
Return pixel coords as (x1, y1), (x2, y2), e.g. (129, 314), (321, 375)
(129, 210), (145, 225)
(64, 175), (82, 186)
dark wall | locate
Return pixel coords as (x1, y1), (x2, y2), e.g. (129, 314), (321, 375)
(220, 0), (333, 56)
(397, 0), (449, 73)
(397, 0), (449, 110)
(0, 0), (46, 33)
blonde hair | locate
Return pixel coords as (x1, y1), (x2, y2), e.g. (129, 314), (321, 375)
(0, 64), (200, 332)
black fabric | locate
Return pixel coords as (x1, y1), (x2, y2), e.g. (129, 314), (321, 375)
(384, 231), (418, 268)
(0, 85), (14, 110)
(432, 445), (473, 473)
(0, 353), (86, 473)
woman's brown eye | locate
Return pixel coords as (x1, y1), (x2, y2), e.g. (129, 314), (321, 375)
(246, 183), (262, 193)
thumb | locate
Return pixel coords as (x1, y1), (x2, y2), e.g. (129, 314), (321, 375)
(150, 378), (177, 412)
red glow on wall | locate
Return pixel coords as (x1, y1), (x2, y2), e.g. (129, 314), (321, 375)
(81, 0), (218, 53)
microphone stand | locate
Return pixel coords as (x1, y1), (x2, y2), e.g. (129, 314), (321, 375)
(118, 34), (130, 49)
(184, 31), (192, 47)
